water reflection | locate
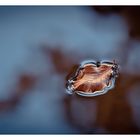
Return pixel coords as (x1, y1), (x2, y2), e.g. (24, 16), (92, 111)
(0, 6), (140, 134)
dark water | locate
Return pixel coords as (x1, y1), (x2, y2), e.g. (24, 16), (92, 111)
(0, 6), (140, 134)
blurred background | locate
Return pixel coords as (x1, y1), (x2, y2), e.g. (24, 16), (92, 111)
(0, 6), (140, 134)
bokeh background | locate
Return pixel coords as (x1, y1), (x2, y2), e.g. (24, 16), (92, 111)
(0, 6), (140, 134)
